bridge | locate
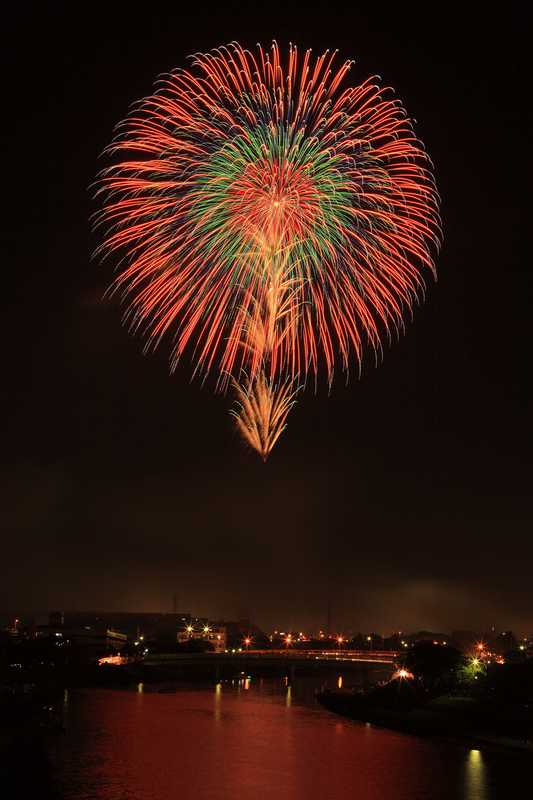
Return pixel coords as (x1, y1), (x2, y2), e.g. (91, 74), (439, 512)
(219, 649), (399, 664)
(142, 649), (399, 674)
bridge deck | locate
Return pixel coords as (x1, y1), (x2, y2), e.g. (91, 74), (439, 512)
(144, 649), (399, 667)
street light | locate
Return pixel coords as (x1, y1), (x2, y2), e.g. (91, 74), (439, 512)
(367, 635), (372, 650)
(243, 637), (252, 651)
(397, 669), (412, 679)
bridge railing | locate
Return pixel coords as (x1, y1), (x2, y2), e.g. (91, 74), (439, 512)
(239, 649), (399, 662)
(144, 649), (400, 665)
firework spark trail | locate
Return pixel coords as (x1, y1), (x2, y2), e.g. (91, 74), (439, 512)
(231, 373), (299, 461)
(94, 41), (441, 458)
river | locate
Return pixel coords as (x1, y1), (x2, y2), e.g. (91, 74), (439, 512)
(44, 673), (528, 799)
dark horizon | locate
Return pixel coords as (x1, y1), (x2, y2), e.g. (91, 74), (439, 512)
(3, 5), (530, 636)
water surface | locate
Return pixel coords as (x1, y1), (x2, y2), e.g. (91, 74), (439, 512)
(47, 677), (527, 799)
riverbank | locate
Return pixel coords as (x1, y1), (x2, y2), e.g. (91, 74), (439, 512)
(0, 686), (65, 798)
(317, 689), (533, 752)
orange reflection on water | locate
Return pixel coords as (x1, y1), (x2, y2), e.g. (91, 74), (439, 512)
(50, 685), (503, 800)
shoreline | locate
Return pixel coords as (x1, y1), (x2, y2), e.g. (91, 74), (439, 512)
(316, 690), (533, 754)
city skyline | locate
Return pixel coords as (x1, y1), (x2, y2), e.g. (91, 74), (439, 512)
(6, 607), (531, 650)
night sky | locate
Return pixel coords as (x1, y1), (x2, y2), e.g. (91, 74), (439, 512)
(3, 4), (530, 635)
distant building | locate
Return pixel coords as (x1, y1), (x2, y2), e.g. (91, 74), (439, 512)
(494, 630), (518, 654)
(34, 623), (127, 662)
(177, 624), (226, 653)
(220, 620), (269, 649)
(451, 630), (479, 652)
(58, 611), (192, 642)
(49, 610), (65, 627)
(407, 631), (450, 646)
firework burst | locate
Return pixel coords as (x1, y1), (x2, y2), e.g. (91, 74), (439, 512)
(94, 41), (441, 458)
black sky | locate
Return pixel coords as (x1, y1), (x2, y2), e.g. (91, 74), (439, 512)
(2, 3), (531, 635)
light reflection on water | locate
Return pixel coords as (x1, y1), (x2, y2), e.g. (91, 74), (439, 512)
(50, 679), (527, 800)
(286, 684), (292, 707)
(465, 749), (487, 800)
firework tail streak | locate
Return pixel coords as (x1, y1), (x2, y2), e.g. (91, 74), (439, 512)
(94, 41), (441, 459)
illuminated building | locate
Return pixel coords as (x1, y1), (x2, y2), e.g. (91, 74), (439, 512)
(177, 623), (227, 653)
